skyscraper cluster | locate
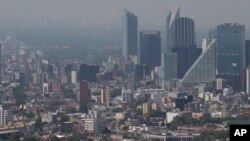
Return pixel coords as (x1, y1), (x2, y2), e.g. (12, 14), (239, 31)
(123, 6), (247, 91)
(123, 9), (161, 72)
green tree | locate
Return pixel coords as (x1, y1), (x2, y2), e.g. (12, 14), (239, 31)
(134, 109), (142, 115)
(23, 135), (41, 141)
(150, 110), (165, 118)
(51, 135), (59, 141)
(110, 88), (122, 98)
(9, 133), (19, 141)
(62, 133), (88, 141)
(112, 108), (123, 113)
(48, 100), (61, 111)
(65, 107), (77, 114)
(62, 87), (76, 99)
(60, 114), (70, 122)
(80, 102), (89, 113)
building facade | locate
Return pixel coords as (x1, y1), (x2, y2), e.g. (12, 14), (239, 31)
(139, 31), (161, 70)
(166, 7), (200, 79)
(162, 53), (177, 80)
(165, 6), (180, 53)
(246, 67), (250, 94)
(123, 9), (138, 62)
(216, 23), (245, 90)
(181, 39), (216, 86)
(172, 47), (201, 79)
(79, 80), (90, 102)
(101, 87), (110, 107)
(246, 40), (250, 67)
(79, 64), (99, 82)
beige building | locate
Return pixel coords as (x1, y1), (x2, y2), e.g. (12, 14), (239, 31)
(115, 112), (125, 121)
(101, 87), (110, 107)
(192, 112), (203, 119)
(42, 83), (49, 96)
(142, 103), (151, 115)
(151, 103), (158, 111)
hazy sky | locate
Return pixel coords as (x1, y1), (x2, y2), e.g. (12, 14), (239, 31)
(0, 0), (249, 29)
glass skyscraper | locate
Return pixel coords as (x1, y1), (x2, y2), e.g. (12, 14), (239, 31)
(139, 31), (161, 70)
(0, 43), (1, 83)
(172, 17), (195, 48)
(165, 7), (200, 79)
(165, 6), (180, 53)
(166, 7), (196, 51)
(123, 10), (138, 62)
(162, 53), (177, 81)
(246, 40), (250, 67)
(216, 23), (245, 89)
(181, 39), (216, 86)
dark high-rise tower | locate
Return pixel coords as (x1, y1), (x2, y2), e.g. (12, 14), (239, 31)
(166, 7), (196, 51)
(172, 47), (201, 79)
(123, 9), (138, 62)
(165, 6), (180, 53)
(79, 64), (99, 82)
(246, 40), (250, 67)
(79, 80), (90, 102)
(216, 23), (245, 90)
(165, 7), (200, 79)
(0, 43), (1, 83)
(139, 31), (161, 70)
(172, 17), (195, 48)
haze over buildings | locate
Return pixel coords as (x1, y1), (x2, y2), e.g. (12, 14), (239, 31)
(0, 1), (250, 140)
(0, 0), (249, 29)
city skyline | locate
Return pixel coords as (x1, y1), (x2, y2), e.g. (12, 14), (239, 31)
(0, 1), (250, 140)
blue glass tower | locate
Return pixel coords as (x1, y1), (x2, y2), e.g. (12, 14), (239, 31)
(216, 23), (245, 89)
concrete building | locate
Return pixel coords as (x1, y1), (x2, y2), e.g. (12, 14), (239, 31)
(122, 89), (133, 104)
(115, 113), (125, 121)
(42, 112), (56, 123)
(42, 83), (49, 96)
(166, 112), (179, 123)
(246, 67), (250, 94)
(84, 118), (106, 134)
(151, 92), (165, 104)
(101, 87), (110, 107)
(216, 78), (223, 90)
(0, 105), (14, 127)
(142, 103), (151, 115)
(71, 71), (77, 84)
(79, 80), (90, 102)
(151, 103), (158, 111)
(0, 106), (4, 126)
